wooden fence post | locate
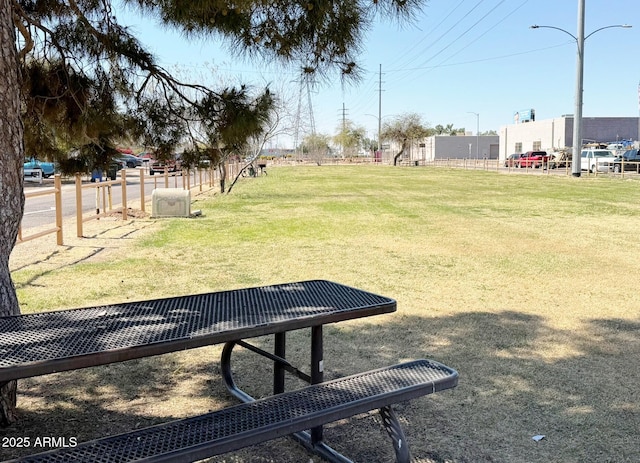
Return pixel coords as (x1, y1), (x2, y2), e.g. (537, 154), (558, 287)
(54, 175), (63, 245)
(139, 169), (145, 212)
(121, 169), (128, 220)
(75, 173), (83, 237)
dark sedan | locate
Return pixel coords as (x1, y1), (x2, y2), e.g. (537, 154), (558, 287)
(613, 149), (640, 173)
(504, 153), (522, 168)
(116, 154), (144, 168)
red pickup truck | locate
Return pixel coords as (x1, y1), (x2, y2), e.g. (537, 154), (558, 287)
(518, 151), (550, 169)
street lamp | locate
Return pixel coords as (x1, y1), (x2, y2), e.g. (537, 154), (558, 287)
(531, 1), (631, 177)
(467, 112), (480, 159)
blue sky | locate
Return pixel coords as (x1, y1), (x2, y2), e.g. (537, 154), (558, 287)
(121, 0), (640, 148)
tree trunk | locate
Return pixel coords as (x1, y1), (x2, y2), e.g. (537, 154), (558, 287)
(219, 163), (227, 194)
(0, 0), (26, 426)
(393, 139), (407, 166)
(227, 163), (251, 195)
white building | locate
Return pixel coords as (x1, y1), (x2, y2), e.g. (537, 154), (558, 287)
(499, 116), (640, 159)
(387, 135), (499, 163)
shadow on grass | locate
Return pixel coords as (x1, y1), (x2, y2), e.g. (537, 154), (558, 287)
(1, 311), (638, 463)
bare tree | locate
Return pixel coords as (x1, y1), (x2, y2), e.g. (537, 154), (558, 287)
(226, 81), (299, 193)
(381, 113), (433, 166)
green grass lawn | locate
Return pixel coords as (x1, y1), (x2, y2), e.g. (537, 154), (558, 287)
(7, 165), (640, 463)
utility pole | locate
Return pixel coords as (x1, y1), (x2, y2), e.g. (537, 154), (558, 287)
(378, 64), (383, 152)
(339, 103), (349, 156)
(342, 102), (347, 133)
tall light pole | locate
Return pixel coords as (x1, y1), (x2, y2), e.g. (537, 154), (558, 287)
(467, 112), (480, 159)
(531, 2), (631, 177)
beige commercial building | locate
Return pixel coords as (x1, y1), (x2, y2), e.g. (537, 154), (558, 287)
(499, 116), (640, 159)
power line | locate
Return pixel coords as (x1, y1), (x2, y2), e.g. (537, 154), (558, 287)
(429, 0), (531, 70)
(385, 0), (468, 70)
(384, 0), (540, 96)
(387, 42), (571, 74)
(391, 0), (489, 83)
(344, 74), (378, 116)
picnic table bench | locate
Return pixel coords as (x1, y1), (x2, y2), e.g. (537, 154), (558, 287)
(0, 280), (458, 462)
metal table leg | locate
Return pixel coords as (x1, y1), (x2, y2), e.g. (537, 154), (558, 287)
(221, 337), (312, 402)
(274, 332), (286, 394)
(380, 405), (411, 463)
(311, 325), (324, 443)
(221, 341), (254, 403)
(221, 329), (360, 463)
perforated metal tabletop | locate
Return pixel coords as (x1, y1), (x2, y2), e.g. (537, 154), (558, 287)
(0, 280), (395, 383)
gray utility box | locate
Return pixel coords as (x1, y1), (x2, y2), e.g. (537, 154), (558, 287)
(151, 188), (191, 218)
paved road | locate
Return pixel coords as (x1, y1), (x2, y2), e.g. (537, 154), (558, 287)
(21, 168), (199, 231)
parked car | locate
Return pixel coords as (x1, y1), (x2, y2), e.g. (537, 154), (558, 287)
(136, 152), (155, 164)
(606, 142), (632, 157)
(504, 153), (522, 168)
(580, 149), (617, 173)
(24, 158), (56, 177)
(518, 151), (549, 169)
(150, 154), (182, 175)
(116, 153), (143, 168)
(613, 149), (640, 173)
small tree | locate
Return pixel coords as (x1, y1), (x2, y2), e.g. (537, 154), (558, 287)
(301, 133), (331, 165)
(226, 80), (299, 193)
(434, 123), (464, 136)
(191, 86), (274, 193)
(362, 137), (378, 155)
(381, 113), (433, 166)
(333, 121), (366, 158)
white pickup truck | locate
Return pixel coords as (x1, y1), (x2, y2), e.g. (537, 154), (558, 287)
(580, 149), (617, 173)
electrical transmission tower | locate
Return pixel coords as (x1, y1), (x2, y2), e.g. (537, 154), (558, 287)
(293, 73), (316, 158)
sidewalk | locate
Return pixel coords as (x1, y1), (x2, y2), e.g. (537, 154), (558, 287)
(10, 209), (159, 273)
